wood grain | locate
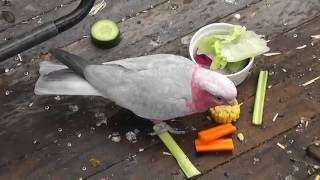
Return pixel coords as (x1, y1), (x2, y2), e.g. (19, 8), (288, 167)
(0, 0), (74, 31)
(0, 0), (320, 179)
(199, 116), (320, 180)
(87, 15), (320, 179)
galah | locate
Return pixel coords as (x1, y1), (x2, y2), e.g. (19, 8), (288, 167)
(35, 49), (237, 131)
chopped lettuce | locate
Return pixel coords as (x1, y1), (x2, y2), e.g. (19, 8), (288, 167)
(225, 60), (249, 74)
(197, 25), (269, 71)
(222, 30), (270, 62)
(210, 40), (228, 69)
(197, 34), (219, 55)
(211, 25), (243, 43)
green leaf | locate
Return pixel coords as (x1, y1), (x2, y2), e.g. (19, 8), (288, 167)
(210, 40), (227, 70)
(197, 25), (270, 70)
(197, 34), (219, 56)
(225, 60), (249, 74)
(213, 25), (243, 43)
(222, 30), (270, 62)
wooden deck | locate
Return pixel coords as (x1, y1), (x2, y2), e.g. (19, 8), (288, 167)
(0, 0), (320, 179)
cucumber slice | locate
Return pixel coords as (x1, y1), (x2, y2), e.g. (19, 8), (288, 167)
(90, 19), (120, 48)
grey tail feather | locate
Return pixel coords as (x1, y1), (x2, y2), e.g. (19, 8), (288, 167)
(35, 63), (103, 96)
(39, 61), (68, 75)
(49, 48), (95, 78)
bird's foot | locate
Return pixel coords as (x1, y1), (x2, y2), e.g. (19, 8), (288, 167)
(150, 121), (186, 136)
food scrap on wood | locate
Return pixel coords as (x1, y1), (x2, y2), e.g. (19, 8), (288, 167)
(263, 52), (281, 56)
(126, 130), (138, 143)
(109, 132), (121, 143)
(311, 35), (320, 39)
(296, 45), (307, 49)
(272, 113), (279, 122)
(237, 133), (245, 142)
(95, 112), (108, 127)
(301, 75), (320, 87)
(89, 0), (107, 16)
(276, 142), (286, 150)
(89, 158), (101, 168)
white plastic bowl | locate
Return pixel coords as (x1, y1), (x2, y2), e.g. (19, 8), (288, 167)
(189, 23), (254, 86)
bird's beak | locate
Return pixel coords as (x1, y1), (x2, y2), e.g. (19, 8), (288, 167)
(227, 99), (238, 106)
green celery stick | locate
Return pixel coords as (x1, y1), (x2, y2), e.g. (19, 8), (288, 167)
(252, 70), (268, 125)
(153, 124), (201, 178)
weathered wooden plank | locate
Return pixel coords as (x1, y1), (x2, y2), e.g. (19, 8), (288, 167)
(65, 0), (261, 59)
(0, 108), (156, 180)
(3, 0), (318, 127)
(86, 66), (320, 179)
(64, 0), (320, 61)
(87, 16), (320, 179)
(199, 115), (320, 180)
(0, 0), (262, 68)
(0, 0), (318, 179)
(0, 0), (74, 31)
(0, 0), (263, 163)
(0, 0), (168, 173)
(0, 0), (167, 69)
(0, 0), (170, 115)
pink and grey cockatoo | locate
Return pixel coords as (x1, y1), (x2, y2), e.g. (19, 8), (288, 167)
(35, 49), (237, 132)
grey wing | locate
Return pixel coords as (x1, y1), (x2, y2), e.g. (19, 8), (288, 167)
(84, 54), (195, 120)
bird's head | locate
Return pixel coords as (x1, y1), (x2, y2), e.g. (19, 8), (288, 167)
(192, 67), (237, 109)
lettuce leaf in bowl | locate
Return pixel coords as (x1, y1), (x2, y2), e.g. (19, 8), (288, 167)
(197, 25), (269, 70)
(222, 29), (269, 62)
(225, 60), (249, 74)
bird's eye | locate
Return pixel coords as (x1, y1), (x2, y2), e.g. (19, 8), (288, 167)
(216, 96), (223, 101)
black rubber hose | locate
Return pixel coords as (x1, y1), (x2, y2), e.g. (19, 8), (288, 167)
(0, 0), (95, 62)
(54, 0), (95, 33)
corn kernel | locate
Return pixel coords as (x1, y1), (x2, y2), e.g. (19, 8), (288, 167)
(209, 101), (241, 123)
(237, 133), (245, 142)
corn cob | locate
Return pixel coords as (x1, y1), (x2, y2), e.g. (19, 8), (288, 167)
(209, 102), (241, 123)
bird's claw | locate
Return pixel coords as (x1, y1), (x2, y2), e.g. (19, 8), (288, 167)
(150, 121), (186, 136)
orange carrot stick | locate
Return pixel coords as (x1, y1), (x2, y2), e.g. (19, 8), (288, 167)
(198, 123), (236, 142)
(195, 138), (234, 152)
